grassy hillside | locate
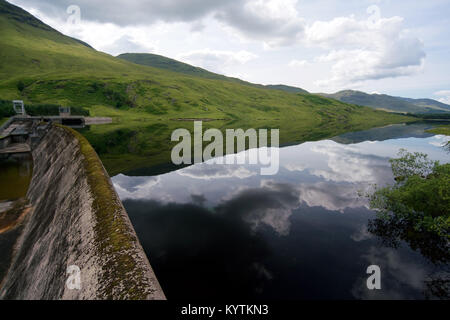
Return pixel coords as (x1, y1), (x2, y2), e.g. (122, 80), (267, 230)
(321, 90), (450, 114)
(265, 85), (308, 94)
(118, 53), (309, 94)
(117, 53), (236, 81)
(0, 0), (416, 174)
(0, 0), (407, 122)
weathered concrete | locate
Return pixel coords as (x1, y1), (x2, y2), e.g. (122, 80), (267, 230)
(0, 125), (165, 300)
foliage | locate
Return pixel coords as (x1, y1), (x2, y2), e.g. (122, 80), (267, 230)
(389, 149), (439, 181)
(17, 80), (25, 92)
(411, 113), (450, 120)
(0, 100), (14, 118)
(367, 150), (450, 264)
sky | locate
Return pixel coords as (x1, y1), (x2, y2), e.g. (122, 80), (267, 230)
(8, 0), (450, 101)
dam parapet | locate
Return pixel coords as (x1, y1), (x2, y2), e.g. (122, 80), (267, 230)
(0, 123), (165, 300)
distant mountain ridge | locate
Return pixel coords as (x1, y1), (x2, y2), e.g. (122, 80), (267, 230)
(117, 53), (309, 94)
(320, 90), (450, 114)
(117, 53), (231, 81)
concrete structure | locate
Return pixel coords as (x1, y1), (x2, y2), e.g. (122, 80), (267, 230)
(0, 123), (165, 300)
(59, 107), (71, 117)
(12, 100), (25, 116)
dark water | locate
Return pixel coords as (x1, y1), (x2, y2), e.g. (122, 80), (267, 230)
(112, 124), (449, 299)
(0, 155), (33, 201)
(0, 155), (33, 282)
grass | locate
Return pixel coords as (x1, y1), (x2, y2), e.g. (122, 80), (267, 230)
(0, 0), (415, 177)
(0, 0), (412, 123)
(427, 125), (450, 136)
(0, 117), (8, 126)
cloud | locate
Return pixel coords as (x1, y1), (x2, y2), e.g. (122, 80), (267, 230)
(297, 182), (367, 212)
(307, 15), (426, 87)
(351, 224), (373, 242)
(10, 0), (429, 90)
(123, 198), (272, 299)
(102, 35), (155, 56)
(13, 0), (305, 47)
(177, 49), (257, 74)
(177, 163), (257, 180)
(288, 59), (308, 68)
(434, 90), (450, 105)
(11, 0), (235, 25)
(284, 163), (307, 172)
(112, 174), (160, 199)
(428, 134), (450, 147)
(308, 143), (392, 185)
(216, 180), (301, 236)
(351, 247), (427, 299)
(215, 0), (305, 47)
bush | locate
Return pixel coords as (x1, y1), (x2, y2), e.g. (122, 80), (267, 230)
(0, 100), (15, 118)
(367, 149), (450, 264)
(17, 80), (25, 92)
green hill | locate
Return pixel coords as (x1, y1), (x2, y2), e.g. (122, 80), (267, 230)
(264, 84), (308, 94)
(117, 53), (235, 81)
(320, 90), (450, 114)
(0, 0), (409, 123)
(117, 52), (309, 94)
(0, 0), (415, 174)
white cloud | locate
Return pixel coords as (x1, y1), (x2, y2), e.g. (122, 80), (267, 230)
(352, 247), (427, 299)
(102, 35), (155, 56)
(297, 182), (367, 212)
(177, 49), (257, 74)
(306, 15), (425, 88)
(284, 163), (307, 171)
(177, 164), (257, 180)
(351, 224), (373, 242)
(112, 174), (160, 199)
(216, 0), (305, 47)
(288, 59), (308, 67)
(428, 135), (450, 147)
(308, 143), (391, 184)
(9, 0), (440, 94)
(434, 90), (450, 104)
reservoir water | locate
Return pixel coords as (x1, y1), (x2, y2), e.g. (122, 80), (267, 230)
(0, 155), (33, 201)
(0, 154), (33, 281)
(111, 123), (449, 299)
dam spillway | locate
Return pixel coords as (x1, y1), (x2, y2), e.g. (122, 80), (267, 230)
(0, 121), (165, 300)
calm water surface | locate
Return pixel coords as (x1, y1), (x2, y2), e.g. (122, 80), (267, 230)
(0, 155), (33, 201)
(0, 154), (33, 281)
(112, 123), (450, 299)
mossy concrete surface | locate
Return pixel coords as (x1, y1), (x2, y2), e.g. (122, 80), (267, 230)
(0, 124), (165, 300)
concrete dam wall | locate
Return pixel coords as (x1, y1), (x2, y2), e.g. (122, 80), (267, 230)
(0, 124), (165, 300)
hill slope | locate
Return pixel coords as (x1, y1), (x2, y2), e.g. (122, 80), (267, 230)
(0, 0), (409, 126)
(118, 53), (309, 94)
(117, 53), (234, 81)
(320, 90), (450, 114)
(0, 0), (416, 174)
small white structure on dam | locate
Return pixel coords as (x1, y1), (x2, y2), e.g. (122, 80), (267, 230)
(12, 100), (25, 116)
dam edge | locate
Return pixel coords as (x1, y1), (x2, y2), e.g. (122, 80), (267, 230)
(0, 122), (165, 300)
